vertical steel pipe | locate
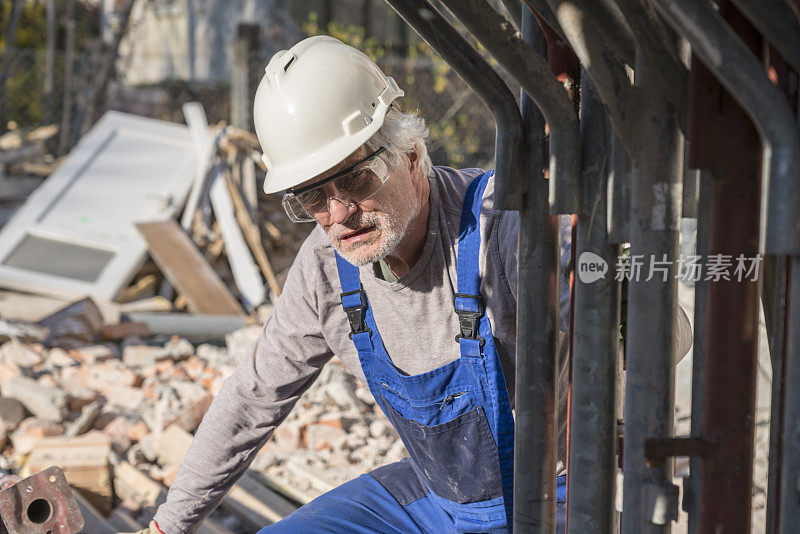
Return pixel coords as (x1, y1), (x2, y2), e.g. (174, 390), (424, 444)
(766, 255), (788, 532)
(614, 0), (689, 133)
(779, 258), (800, 533)
(514, 9), (561, 532)
(543, 0), (640, 158)
(685, 170), (712, 534)
(620, 51), (683, 534)
(683, 52), (719, 534)
(440, 0), (581, 214)
(682, 7), (763, 531)
(652, 0), (800, 256)
(566, 72), (621, 534)
(764, 44), (799, 534)
(384, 0), (524, 210)
(607, 130), (630, 245)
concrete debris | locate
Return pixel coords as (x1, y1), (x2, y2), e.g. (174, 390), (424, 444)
(39, 297), (105, 349)
(0, 309), (404, 531)
(1, 375), (68, 421)
(0, 318), (48, 343)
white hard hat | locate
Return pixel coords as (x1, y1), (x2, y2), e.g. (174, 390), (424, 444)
(254, 36), (404, 194)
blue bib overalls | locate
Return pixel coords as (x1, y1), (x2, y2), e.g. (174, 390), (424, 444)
(260, 172), (566, 533)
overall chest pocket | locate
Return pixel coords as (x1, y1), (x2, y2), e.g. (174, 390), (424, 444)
(381, 398), (503, 504)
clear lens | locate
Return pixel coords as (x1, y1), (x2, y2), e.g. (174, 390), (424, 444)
(282, 154), (389, 223)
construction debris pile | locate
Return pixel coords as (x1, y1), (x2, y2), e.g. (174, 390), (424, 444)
(0, 108), (406, 532)
(0, 297), (406, 532)
(0, 123), (60, 228)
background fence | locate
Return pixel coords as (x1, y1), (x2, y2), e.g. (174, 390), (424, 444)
(0, 7), (513, 171)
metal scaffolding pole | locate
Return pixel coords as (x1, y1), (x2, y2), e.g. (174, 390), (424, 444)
(764, 41), (799, 534)
(780, 258), (800, 532)
(619, 51), (683, 533)
(566, 72), (621, 534)
(654, 2), (800, 530)
(384, 0), (524, 210)
(652, 0), (800, 257)
(513, 10), (561, 532)
(440, 0), (582, 214)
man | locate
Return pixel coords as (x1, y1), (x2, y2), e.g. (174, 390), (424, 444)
(130, 35), (692, 534)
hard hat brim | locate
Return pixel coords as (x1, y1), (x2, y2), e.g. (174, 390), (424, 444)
(262, 103), (390, 195)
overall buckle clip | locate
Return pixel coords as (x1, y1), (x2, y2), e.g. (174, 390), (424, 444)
(454, 293), (485, 347)
(341, 288), (372, 339)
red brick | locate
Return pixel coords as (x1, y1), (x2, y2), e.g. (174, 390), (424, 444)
(163, 391), (212, 433)
(36, 374), (60, 388)
(306, 424), (347, 451)
(273, 424), (302, 449)
(10, 417), (64, 454)
(101, 385), (145, 411)
(101, 322), (151, 341)
(182, 356), (205, 380)
(126, 420), (150, 443)
(122, 344), (161, 367)
(101, 416), (133, 450)
(78, 363), (139, 392)
(68, 344), (117, 365)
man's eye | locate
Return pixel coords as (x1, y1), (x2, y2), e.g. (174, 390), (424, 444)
(336, 171), (369, 192)
(298, 189), (324, 207)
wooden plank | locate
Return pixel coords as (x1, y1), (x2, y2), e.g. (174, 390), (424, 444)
(209, 172), (266, 309)
(25, 431), (113, 515)
(116, 273), (159, 304)
(71, 485), (115, 534)
(198, 518), (238, 534)
(223, 171), (281, 298)
(108, 507), (143, 532)
(156, 425), (299, 529)
(180, 103), (216, 231)
(137, 220), (244, 316)
(223, 470), (299, 527)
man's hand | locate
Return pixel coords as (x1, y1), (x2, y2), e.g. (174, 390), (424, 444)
(117, 520), (164, 534)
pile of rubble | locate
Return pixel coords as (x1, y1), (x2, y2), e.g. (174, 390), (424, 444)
(0, 296), (405, 532)
(0, 123), (60, 228)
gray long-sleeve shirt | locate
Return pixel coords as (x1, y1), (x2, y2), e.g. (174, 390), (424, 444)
(153, 166), (692, 533)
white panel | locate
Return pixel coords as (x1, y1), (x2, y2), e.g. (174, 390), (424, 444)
(0, 111), (197, 301)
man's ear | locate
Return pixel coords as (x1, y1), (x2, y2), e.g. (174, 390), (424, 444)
(408, 146), (420, 172)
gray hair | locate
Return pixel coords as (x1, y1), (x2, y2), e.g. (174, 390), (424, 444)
(365, 106), (433, 178)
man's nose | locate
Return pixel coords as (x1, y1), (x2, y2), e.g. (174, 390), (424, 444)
(328, 198), (356, 224)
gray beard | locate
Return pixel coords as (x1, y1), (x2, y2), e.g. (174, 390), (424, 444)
(330, 195), (421, 267)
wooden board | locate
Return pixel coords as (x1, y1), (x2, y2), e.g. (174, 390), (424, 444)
(72, 487), (115, 534)
(25, 431), (113, 515)
(137, 220), (244, 316)
(209, 172), (266, 309)
(157, 424), (299, 529)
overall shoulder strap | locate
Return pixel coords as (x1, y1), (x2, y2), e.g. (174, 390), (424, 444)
(335, 252), (372, 341)
(454, 171), (494, 348)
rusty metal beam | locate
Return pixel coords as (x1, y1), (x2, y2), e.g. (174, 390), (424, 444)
(440, 0), (581, 214)
(384, 0), (524, 210)
(652, 0), (800, 256)
(543, 0), (640, 158)
(730, 0), (800, 73)
(614, 0), (689, 134)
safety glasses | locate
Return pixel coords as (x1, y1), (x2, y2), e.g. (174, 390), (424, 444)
(281, 147), (390, 223)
